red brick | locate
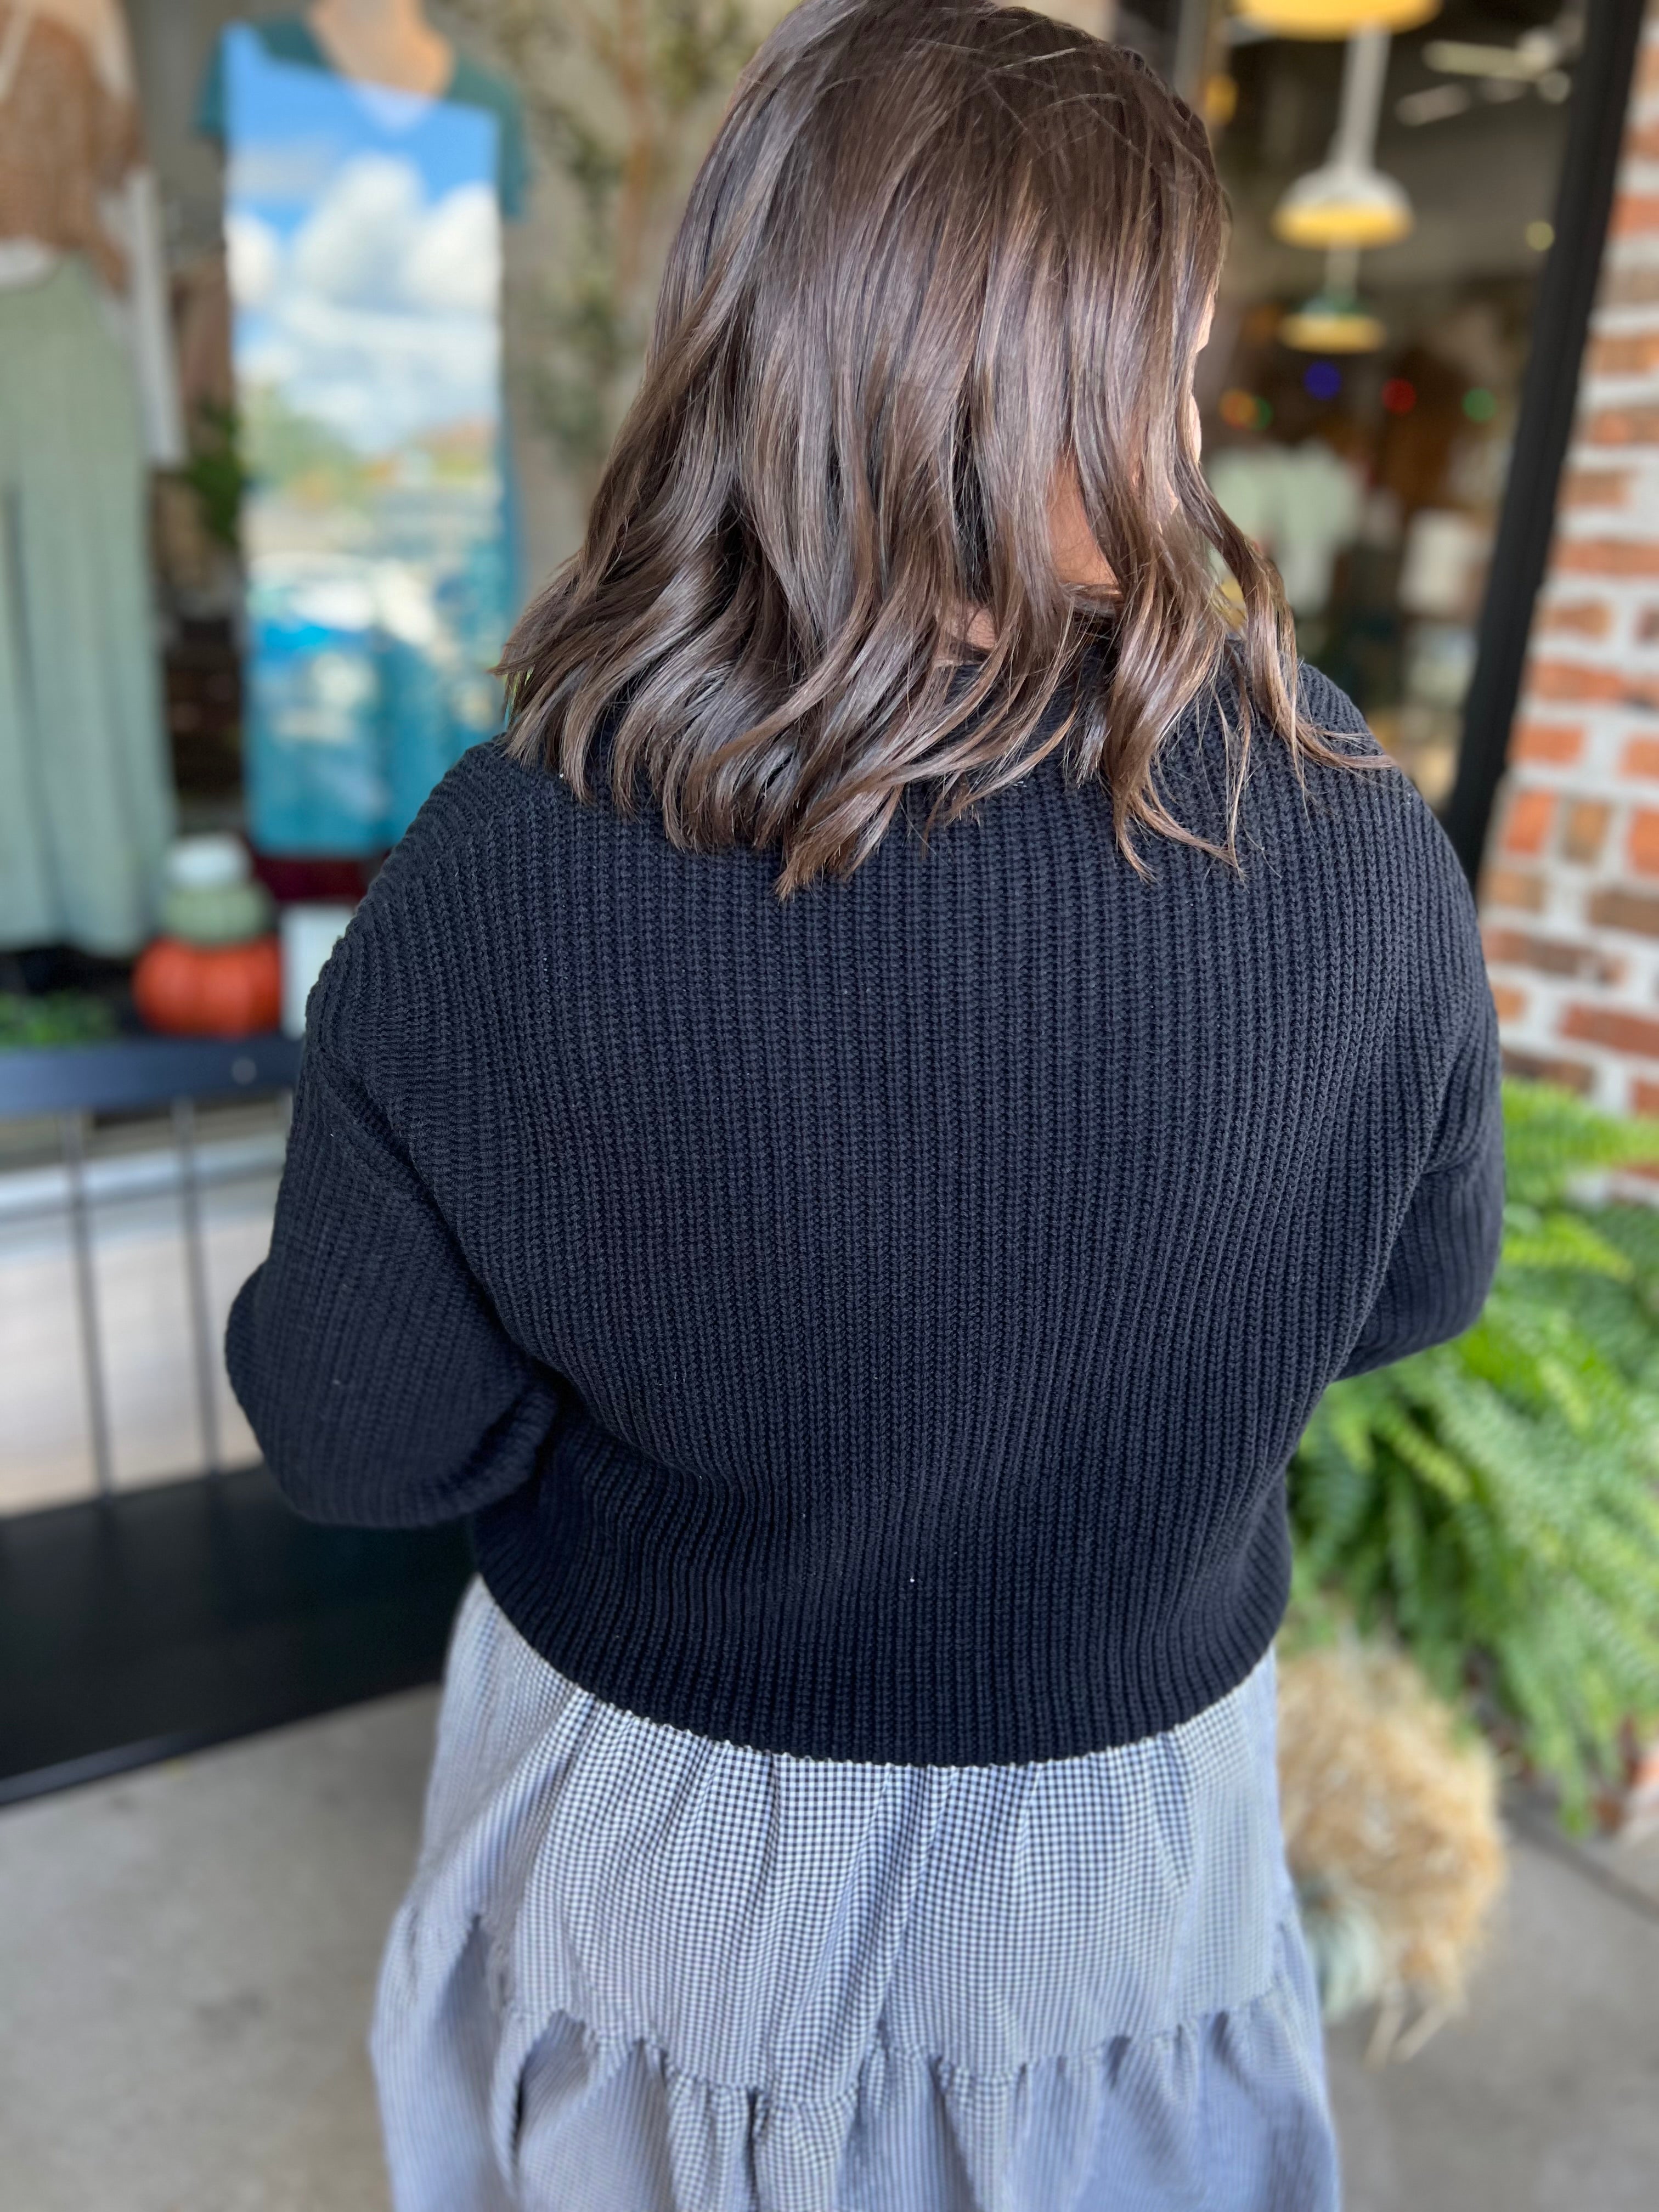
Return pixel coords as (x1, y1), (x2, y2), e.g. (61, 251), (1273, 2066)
(1632, 809), (1659, 872)
(1482, 925), (1543, 965)
(1603, 266), (1659, 308)
(1562, 800), (1614, 862)
(1559, 469), (1633, 509)
(1583, 410), (1659, 450)
(1633, 1079), (1659, 1118)
(1503, 788), (1555, 856)
(1623, 736), (1659, 777)
(1511, 720), (1585, 765)
(1639, 40), (1659, 103)
(1536, 601), (1613, 639)
(1588, 886), (1659, 935)
(1640, 605), (1659, 642)
(1481, 865), (1548, 913)
(1611, 194), (1659, 238)
(1529, 658), (1623, 703)
(1562, 1003), (1659, 1059)
(1627, 118), (1659, 161)
(1554, 533), (1659, 573)
(1590, 331), (1659, 376)
(1501, 1047), (1595, 1093)
(1530, 658), (1659, 713)
(1490, 983), (1528, 1023)
(1482, 925), (1623, 984)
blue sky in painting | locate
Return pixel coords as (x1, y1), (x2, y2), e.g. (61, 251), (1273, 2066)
(224, 26), (495, 237)
(223, 26), (503, 453)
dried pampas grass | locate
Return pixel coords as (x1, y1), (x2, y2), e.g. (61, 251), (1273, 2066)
(1278, 1638), (1506, 2063)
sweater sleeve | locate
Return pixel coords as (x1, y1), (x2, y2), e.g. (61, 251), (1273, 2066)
(225, 1006), (565, 1530)
(1338, 961), (1504, 1379)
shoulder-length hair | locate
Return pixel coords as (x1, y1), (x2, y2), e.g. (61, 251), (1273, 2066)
(501, 0), (1351, 893)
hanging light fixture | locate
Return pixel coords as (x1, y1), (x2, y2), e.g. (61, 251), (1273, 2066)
(1235, 0), (1439, 36)
(1273, 29), (1413, 249)
(1275, 165), (1412, 246)
(1280, 252), (1386, 351)
(1279, 298), (1386, 349)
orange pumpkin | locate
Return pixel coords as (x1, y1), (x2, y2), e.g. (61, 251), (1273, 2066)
(133, 935), (283, 1039)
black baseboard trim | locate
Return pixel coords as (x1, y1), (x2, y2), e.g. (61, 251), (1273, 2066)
(0, 1466), (473, 1807)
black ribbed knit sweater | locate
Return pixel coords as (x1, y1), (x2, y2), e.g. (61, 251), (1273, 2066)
(227, 665), (1503, 1765)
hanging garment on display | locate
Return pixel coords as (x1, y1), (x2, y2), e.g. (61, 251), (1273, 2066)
(0, 1), (175, 956)
(0, 0), (183, 458)
(1206, 442), (1367, 619)
(0, 0), (136, 287)
(211, 19), (521, 855)
(0, 259), (176, 956)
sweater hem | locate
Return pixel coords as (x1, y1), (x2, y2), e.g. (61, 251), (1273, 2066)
(469, 1510), (1291, 1769)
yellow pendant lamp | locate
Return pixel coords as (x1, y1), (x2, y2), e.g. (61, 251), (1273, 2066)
(1273, 28), (1413, 250)
(1235, 0), (1439, 36)
(1280, 248), (1386, 352)
(1275, 165), (1412, 247)
(1279, 295), (1387, 349)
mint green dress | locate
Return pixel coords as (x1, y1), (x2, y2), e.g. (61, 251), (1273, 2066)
(0, 257), (174, 955)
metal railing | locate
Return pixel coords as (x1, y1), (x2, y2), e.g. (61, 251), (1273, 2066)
(0, 1035), (302, 1499)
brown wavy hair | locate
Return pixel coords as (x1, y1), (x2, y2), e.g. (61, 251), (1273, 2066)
(501, 0), (1354, 892)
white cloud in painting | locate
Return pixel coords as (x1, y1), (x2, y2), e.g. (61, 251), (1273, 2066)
(402, 184), (499, 315)
(225, 136), (341, 209)
(237, 153), (503, 453)
(286, 155), (502, 316)
(291, 154), (422, 308)
(225, 211), (282, 308)
(244, 296), (500, 453)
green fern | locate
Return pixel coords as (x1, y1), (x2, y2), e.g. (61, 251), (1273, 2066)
(1290, 1080), (1659, 1824)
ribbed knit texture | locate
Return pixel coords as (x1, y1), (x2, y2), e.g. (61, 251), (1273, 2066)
(227, 665), (1503, 1765)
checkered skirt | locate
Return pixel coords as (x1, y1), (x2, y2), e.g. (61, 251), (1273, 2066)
(371, 1579), (1337, 2211)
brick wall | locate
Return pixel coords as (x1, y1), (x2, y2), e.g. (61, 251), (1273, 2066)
(1482, 10), (1659, 1112)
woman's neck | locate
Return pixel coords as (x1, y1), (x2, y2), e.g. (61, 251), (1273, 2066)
(955, 476), (1120, 648)
(305, 0), (453, 98)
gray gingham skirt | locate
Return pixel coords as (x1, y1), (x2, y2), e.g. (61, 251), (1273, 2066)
(371, 1579), (1338, 2211)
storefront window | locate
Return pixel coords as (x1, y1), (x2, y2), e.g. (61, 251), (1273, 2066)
(1199, 1), (1577, 804)
(1, 0), (1588, 1019)
(0, 1), (1617, 1515)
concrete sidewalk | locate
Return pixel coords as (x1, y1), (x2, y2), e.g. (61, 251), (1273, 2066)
(1326, 1816), (1659, 2211)
(1, 1690), (1656, 2212)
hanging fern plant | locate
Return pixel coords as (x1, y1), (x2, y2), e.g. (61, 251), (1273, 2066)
(1290, 1081), (1659, 1826)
